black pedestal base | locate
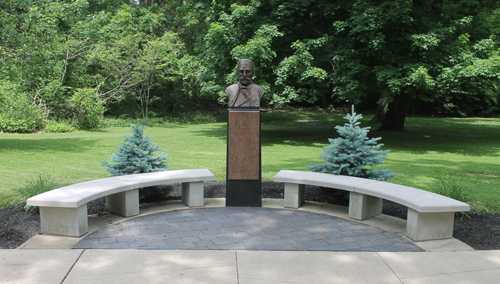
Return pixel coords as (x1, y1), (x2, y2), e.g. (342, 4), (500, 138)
(225, 180), (262, 207)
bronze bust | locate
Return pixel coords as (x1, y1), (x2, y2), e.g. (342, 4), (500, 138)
(226, 59), (264, 107)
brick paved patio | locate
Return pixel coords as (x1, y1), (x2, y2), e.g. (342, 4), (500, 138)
(74, 207), (423, 251)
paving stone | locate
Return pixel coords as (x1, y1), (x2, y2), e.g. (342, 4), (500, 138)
(176, 242), (197, 249)
(341, 242), (362, 250)
(145, 239), (166, 246)
(106, 231), (125, 237)
(261, 234), (281, 240)
(212, 237), (238, 246)
(198, 234), (218, 241)
(324, 237), (344, 245)
(353, 234), (387, 243)
(85, 232), (107, 239)
(134, 235), (153, 242)
(292, 236), (312, 242)
(123, 230), (142, 236)
(193, 240), (215, 247)
(168, 231), (188, 238)
(150, 233), (168, 240)
(265, 244), (297, 250)
(108, 242), (130, 249)
(181, 236), (201, 243)
(127, 241), (147, 248)
(90, 243), (110, 249)
(309, 244), (346, 251)
(309, 234), (327, 240)
(116, 236), (136, 242)
(139, 228), (162, 235)
(291, 240), (329, 250)
(156, 242), (179, 249)
(98, 237), (117, 244)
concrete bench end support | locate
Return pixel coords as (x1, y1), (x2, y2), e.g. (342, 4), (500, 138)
(182, 181), (204, 207)
(106, 189), (140, 217)
(348, 192), (383, 220)
(284, 183), (304, 209)
(40, 205), (88, 237)
(407, 209), (454, 241)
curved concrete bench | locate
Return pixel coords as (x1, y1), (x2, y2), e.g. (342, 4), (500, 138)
(27, 169), (215, 237)
(273, 170), (470, 241)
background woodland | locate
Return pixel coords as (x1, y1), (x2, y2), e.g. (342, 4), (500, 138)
(1, 0), (499, 132)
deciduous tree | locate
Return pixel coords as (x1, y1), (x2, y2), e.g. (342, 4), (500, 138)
(185, 0), (500, 130)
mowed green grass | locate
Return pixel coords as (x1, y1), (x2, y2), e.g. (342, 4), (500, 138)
(1, 111), (499, 212)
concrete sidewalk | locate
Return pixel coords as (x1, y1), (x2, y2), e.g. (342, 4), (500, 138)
(1, 249), (500, 283)
(3, 199), (497, 283)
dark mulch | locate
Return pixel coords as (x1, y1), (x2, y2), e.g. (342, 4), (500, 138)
(1, 182), (498, 250)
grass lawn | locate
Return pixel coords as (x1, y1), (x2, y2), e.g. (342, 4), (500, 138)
(1, 111), (499, 213)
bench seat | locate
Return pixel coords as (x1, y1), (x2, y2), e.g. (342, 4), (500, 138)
(27, 169), (215, 237)
(273, 170), (470, 241)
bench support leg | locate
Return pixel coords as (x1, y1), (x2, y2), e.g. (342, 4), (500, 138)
(39, 205), (88, 237)
(284, 183), (305, 209)
(106, 189), (139, 217)
(348, 192), (383, 220)
(182, 181), (204, 207)
(406, 209), (454, 241)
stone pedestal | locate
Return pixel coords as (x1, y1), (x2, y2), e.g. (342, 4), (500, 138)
(226, 107), (262, 207)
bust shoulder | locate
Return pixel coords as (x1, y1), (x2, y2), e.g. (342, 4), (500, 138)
(225, 84), (239, 96)
(251, 84), (264, 98)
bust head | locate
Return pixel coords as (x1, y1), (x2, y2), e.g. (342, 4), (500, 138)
(237, 59), (255, 86)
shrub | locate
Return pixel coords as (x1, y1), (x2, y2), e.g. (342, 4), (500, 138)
(0, 115), (38, 133)
(11, 174), (60, 213)
(0, 94), (44, 133)
(101, 124), (169, 201)
(101, 124), (169, 175)
(43, 120), (76, 133)
(431, 178), (487, 214)
(431, 178), (472, 202)
(307, 106), (396, 181)
(69, 88), (105, 129)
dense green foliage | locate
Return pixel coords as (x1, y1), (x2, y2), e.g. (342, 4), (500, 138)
(102, 124), (169, 175)
(43, 120), (76, 133)
(1, 0), (499, 132)
(184, 0), (500, 130)
(0, 0), (192, 131)
(307, 107), (395, 180)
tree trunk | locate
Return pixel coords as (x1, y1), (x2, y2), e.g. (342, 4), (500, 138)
(370, 91), (388, 123)
(320, 93), (328, 110)
(379, 90), (414, 131)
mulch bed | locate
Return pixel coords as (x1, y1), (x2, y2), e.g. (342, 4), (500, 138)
(1, 182), (498, 250)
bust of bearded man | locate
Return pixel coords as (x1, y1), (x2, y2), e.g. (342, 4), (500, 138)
(225, 59), (265, 107)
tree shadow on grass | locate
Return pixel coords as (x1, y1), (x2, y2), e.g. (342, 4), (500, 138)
(386, 157), (500, 193)
(262, 156), (313, 172)
(0, 137), (102, 153)
(188, 121), (337, 147)
(377, 129), (500, 157)
(189, 120), (499, 157)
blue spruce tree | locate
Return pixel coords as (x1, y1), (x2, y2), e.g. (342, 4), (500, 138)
(307, 107), (395, 181)
(102, 124), (169, 176)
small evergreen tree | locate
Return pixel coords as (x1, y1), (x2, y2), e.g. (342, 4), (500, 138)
(102, 124), (169, 176)
(307, 107), (395, 181)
